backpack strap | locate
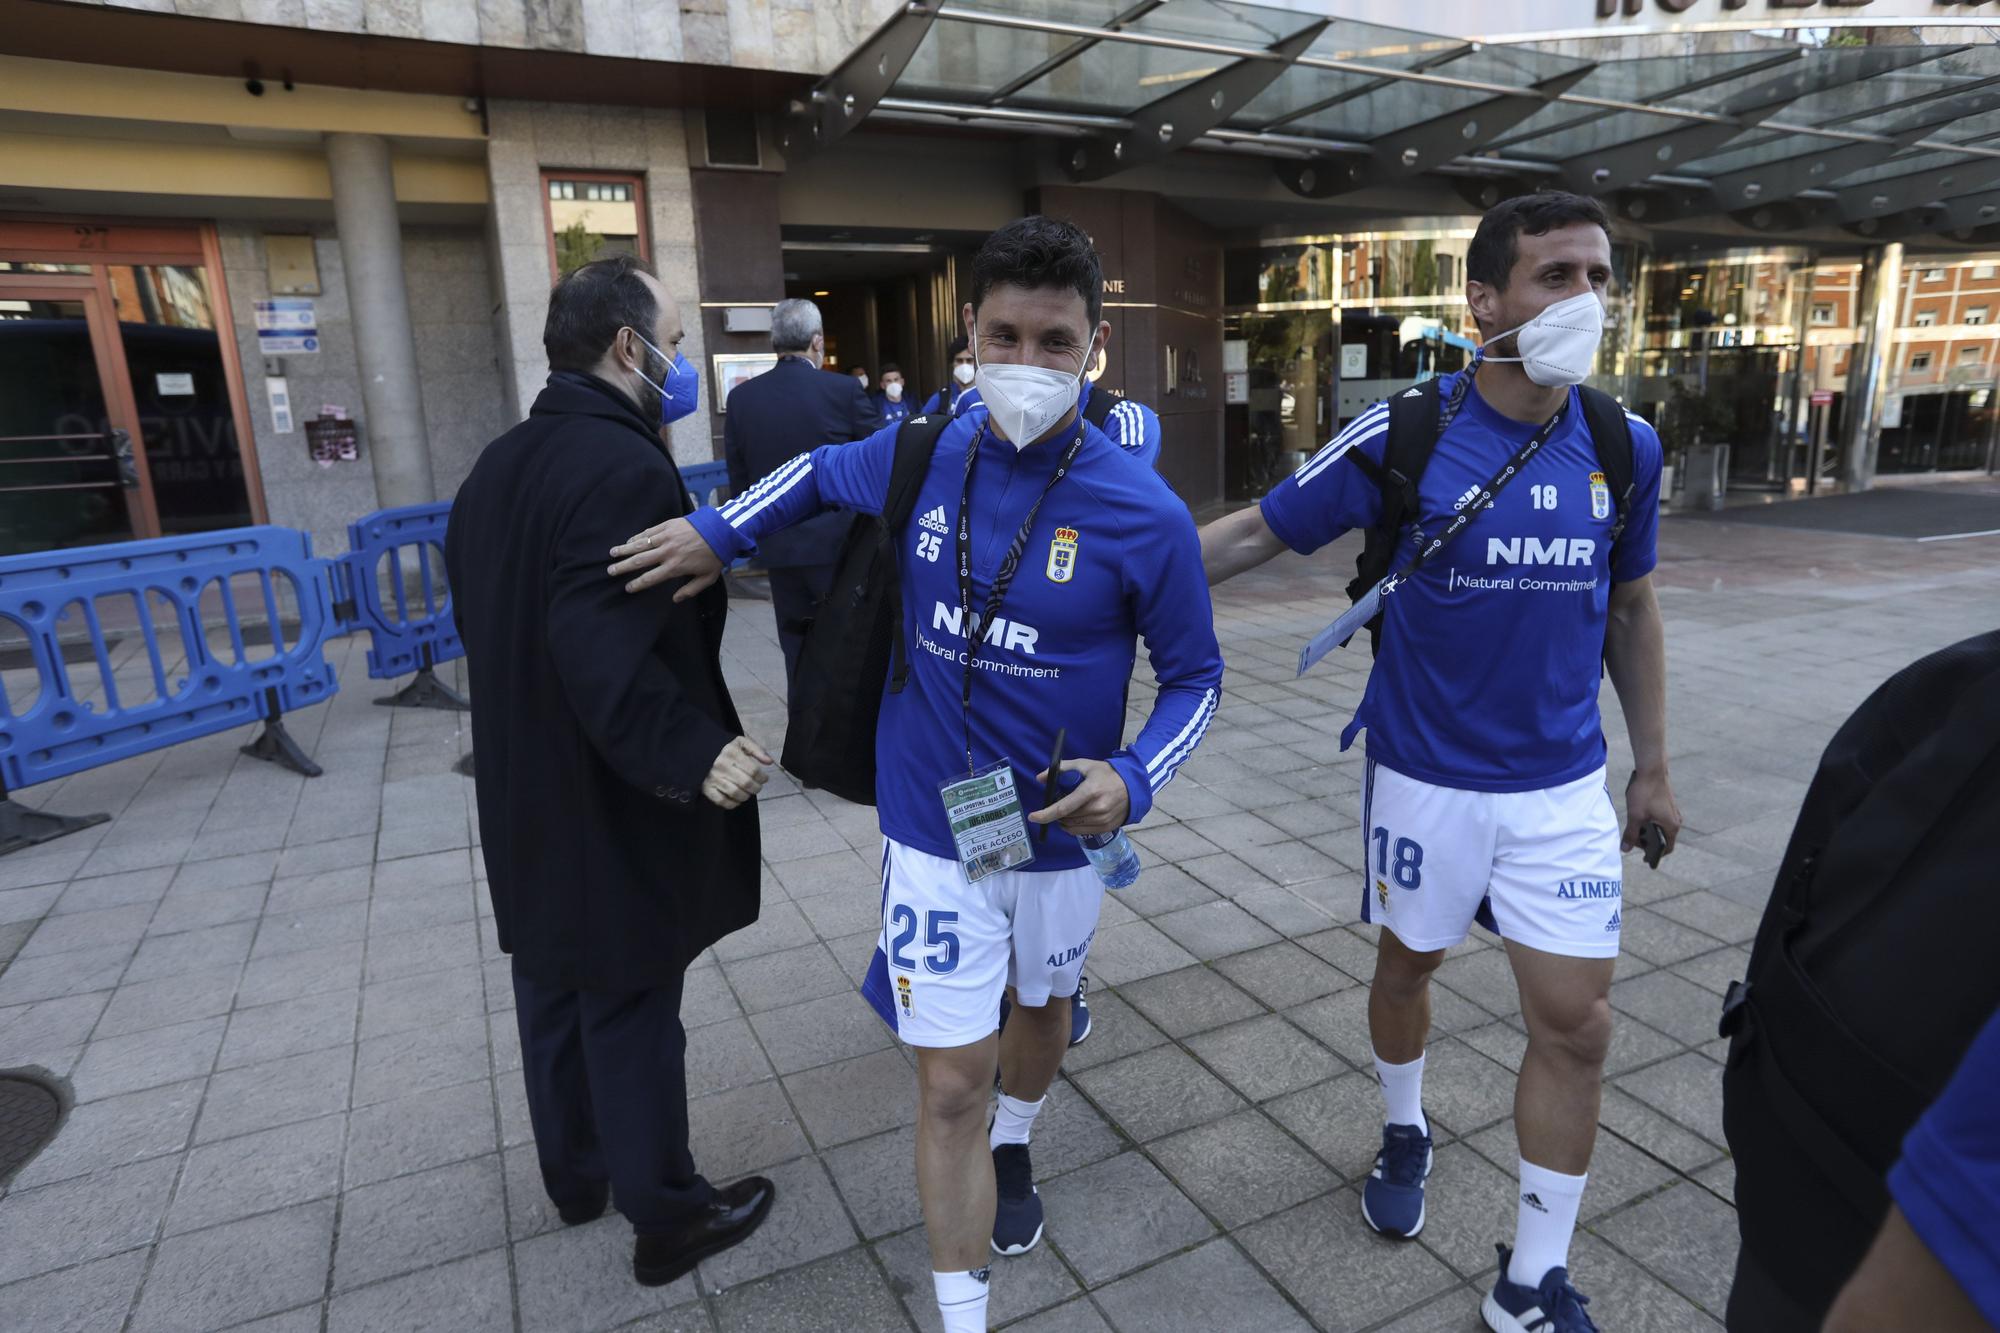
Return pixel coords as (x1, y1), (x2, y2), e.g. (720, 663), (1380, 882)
(885, 412), (954, 692)
(1577, 385), (1636, 554)
(1344, 378), (1443, 656)
(1082, 386), (1115, 430)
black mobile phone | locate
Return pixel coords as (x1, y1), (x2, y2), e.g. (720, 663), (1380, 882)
(1639, 821), (1668, 870)
(1040, 727), (1067, 845)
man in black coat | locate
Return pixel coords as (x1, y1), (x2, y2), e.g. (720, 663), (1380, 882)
(723, 297), (881, 694)
(445, 255), (774, 1288)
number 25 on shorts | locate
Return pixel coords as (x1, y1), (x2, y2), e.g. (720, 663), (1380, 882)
(889, 906), (960, 974)
(1371, 828), (1425, 890)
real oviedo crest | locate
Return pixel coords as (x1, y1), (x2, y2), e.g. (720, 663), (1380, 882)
(1588, 471), (1612, 521)
(1046, 527), (1080, 584)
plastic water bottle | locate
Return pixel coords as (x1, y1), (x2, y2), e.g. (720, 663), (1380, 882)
(1079, 830), (1141, 889)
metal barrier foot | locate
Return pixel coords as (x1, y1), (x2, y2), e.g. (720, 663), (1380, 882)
(454, 752), (475, 778)
(0, 796), (110, 858)
(242, 689), (324, 778)
(374, 666), (470, 712)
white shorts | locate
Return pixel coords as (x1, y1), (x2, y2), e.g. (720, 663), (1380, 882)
(860, 839), (1102, 1049)
(1358, 758), (1624, 960)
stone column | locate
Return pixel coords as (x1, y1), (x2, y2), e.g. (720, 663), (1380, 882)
(1841, 241), (1903, 492)
(325, 132), (435, 507)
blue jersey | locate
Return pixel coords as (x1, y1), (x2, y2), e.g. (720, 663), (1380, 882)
(880, 395), (914, 426)
(922, 385), (983, 418)
(1082, 382), (1163, 470)
(1891, 1005), (2000, 1326)
(688, 412), (1223, 870)
(1259, 371), (1662, 792)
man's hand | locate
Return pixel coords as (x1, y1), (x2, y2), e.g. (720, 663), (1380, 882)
(702, 736), (772, 810)
(1028, 758), (1131, 837)
(607, 517), (723, 599)
(1623, 767), (1682, 859)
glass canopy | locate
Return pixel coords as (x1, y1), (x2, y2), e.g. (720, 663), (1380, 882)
(831, 0), (2000, 237)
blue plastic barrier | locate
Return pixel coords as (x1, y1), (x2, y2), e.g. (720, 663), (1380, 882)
(682, 460), (730, 508)
(0, 526), (342, 850)
(333, 501), (466, 710)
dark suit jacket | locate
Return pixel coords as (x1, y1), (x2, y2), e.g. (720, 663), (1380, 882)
(723, 355), (881, 568)
(445, 372), (760, 991)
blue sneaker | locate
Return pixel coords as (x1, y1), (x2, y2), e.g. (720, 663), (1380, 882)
(990, 1143), (1044, 1255)
(1068, 975), (1091, 1046)
(1360, 1119), (1432, 1238)
(1483, 1244), (1600, 1332)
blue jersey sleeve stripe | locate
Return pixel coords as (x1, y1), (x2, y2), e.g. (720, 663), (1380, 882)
(721, 454), (812, 528)
(1295, 405), (1388, 483)
(1145, 687), (1218, 789)
(1144, 685), (1214, 777)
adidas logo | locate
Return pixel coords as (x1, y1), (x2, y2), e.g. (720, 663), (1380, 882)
(1606, 908), (1622, 933)
(918, 505), (950, 536)
(1453, 484), (1480, 512)
(1401, 386), (1423, 398)
(1521, 1192), (1549, 1213)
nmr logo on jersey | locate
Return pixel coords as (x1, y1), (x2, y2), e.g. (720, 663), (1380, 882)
(932, 603), (1041, 655)
(1046, 527), (1079, 584)
(1486, 536), (1597, 567)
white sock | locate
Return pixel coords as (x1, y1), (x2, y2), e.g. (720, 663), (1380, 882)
(1509, 1159), (1588, 1287)
(934, 1267), (991, 1333)
(1373, 1050), (1428, 1134)
(988, 1090), (1045, 1149)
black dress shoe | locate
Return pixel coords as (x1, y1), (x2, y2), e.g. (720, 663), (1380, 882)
(632, 1176), (776, 1287)
(556, 1182), (610, 1226)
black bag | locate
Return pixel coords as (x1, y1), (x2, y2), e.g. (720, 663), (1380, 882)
(780, 413), (952, 805)
(1342, 377), (1635, 655)
(1719, 629), (2000, 1331)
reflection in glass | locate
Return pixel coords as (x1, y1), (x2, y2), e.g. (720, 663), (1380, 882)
(0, 298), (133, 554)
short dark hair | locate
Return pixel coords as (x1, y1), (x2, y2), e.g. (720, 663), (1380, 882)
(1466, 191), (1611, 291)
(880, 362), (902, 377)
(545, 255), (658, 372)
(947, 334), (970, 359)
(972, 215), (1103, 330)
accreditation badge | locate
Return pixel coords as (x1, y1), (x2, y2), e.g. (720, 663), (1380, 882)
(938, 761), (1036, 883)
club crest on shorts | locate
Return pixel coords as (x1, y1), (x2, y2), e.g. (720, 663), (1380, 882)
(1376, 879), (1390, 914)
(1588, 470), (1612, 521)
(896, 975), (914, 1017)
(1046, 527), (1080, 584)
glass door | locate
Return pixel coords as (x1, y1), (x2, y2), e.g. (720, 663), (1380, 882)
(0, 276), (152, 555)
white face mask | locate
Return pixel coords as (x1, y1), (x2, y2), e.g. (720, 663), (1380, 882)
(1479, 290), (1604, 387)
(973, 326), (1090, 449)
(854, 375), (869, 391)
(884, 381), (904, 402)
(952, 361), (977, 387)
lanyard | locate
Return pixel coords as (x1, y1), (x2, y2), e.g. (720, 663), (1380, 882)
(955, 421), (1088, 774)
(1382, 397), (1569, 598)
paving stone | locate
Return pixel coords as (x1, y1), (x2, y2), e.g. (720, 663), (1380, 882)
(168, 1112), (347, 1234)
(0, 944), (132, 1006)
(124, 919), (256, 982)
(1615, 1051), (1727, 1147)
(131, 1198), (336, 1332)
(1038, 1150), (1213, 1285)
(1597, 1087), (1727, 1173)
(1234, 884), (1340, 936)
(8, 1079), (202, 1190)
(220, 989), (360, 1069)
(696, 1155), (856, 1292)
(345, 1074), (499, 1187)
(1022, 1080), (1125, 1177)
(1186, 1013), (1345, 1103)
(781, 1047), (915, 1148)
(749, 993), (892, 1076)
(1111, 862), (1220, 917)
(364, 919), (483, 984)
(1564, 1230), (1725, 1332)
(513, 1213), (701, 1331)
(1695, 1156), (1736, 1206)
(236, 939), (365, 1007)
(1650, 889), (1764, 945)
(1234, 838), (1346, 888)
(91, 964), (242, 1039)
(150, 882), (270, 934)
(328, 1248), (515, 1333)
(689, 1078), (812, 1178)
(877, 1223), (1080, 1331)
(358, 964), (484, 1041)
(71, 1014), (226, 1102)
(17, 902), (154, 960)
(1284, 986), (1375, 1069)
(49, 866), (174, 915)
(1611, 971), (1728, 1048)
(265, 866), (374, 916)
(1265, 1069), (1389, 1181)
(1418, 1037), (1521, 1138)
(1238, 1191), (1460, 1333)
(1603, 1010), (1688, 1078)
(274, 834), (377, 879)
(170, 849), (279, 894)
(711, 1248), (906, 1333)
(1211, 941), (1351, 1010)
(352, 1013), (490, 1106)
(333, 1154), (508, 1291)
(0, 1249), (148, 1333)
(680, 963), (743, 1028)
(1151, 899), (1282, 960)
(1432, 948), (1521, 1017)
(1007, 1297), (1114, 1331)
(1072, 1044), (1246, 1142)
(712, 900), (820, 962)
(1398, 1141), (1521, 1277)
(251, 900), (371, 960)
(0, 1156), (178, 1285)
(195, 1045), (353, 1143)
(1297, 925), (1381, 984)
(822, 1125), (918, 1240)
(1592, 1180), (1739, 1318)
(1116, 965), (1262, 1037)
(1094, 1237), (1313, 1333)
(1151, 1109), (1338, 1229)
(1049, 988), (1169, 1073)
(1669, 945), (1751, 998)
(1619, 906), (1728, 968)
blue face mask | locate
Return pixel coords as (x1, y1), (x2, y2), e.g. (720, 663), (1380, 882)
(635, 332), (700, 425)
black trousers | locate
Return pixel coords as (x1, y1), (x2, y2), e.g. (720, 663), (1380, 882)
(512, 961), (712, 1233)
(768, 562), (835, 699)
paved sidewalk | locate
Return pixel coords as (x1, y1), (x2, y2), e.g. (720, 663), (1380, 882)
(1, 504), (1995, 1332)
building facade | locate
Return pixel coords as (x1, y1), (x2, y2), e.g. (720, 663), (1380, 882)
(3, 0), (1997, 561)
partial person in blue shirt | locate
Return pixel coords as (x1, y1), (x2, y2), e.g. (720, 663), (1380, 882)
(878, 362), (915, 426)
(1199, 191), (1680, 1333)
(1825, 1003), (2000, 1332)
(921, 334), (982, 418)
(1081, 380), (1162, 470)
(607, 216), (1222, 1333)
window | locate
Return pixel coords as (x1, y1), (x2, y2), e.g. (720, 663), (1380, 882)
(1975, 264), (1997, 280)
(541, 171), (648, 279)
(1914, 310), (1936, 327)
(1811, 303), (1835, 325)
(1924, 268), (1946, 282)
(1959, 346), (1985, 366)
(1968, 307), (1988, 326)
(1911, 350), (1934, 371)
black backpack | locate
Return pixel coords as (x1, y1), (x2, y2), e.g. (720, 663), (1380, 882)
(1719, 629), (2000, 1330)
(1341, 377), (1635, 655)
(780, 413), (953, 805)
